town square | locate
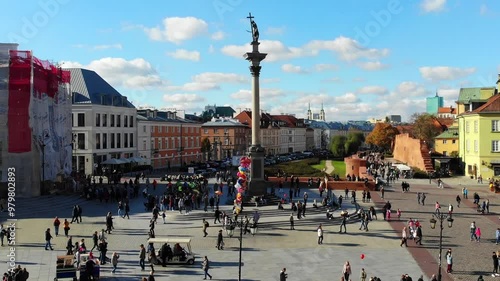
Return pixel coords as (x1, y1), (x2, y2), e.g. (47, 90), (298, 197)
(1, 1), (500, 280)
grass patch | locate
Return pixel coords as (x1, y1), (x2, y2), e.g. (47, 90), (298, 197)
(265, 158), (324, 177)
(311, 160), (326, 171)
(331, 160), (346, 177)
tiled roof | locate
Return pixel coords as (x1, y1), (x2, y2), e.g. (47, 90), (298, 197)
(458, 87), (495, 103)
(66, 68), (135, 108)
(471, 94), (500, 113)
(437, 107), (456, 114)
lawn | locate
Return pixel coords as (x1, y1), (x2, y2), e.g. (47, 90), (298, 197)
(311, 160), (346, 176)
(310, 160), (326, 171)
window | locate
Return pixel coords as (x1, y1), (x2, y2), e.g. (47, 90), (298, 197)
(111, 133), (115, 149)
(110, 114), (115, 127)
(124, 115), (128, 127)
(466, 140), (470, 152)
(116, 115), (121, 127)
(493, 140), (500, 152)
(443, 151), (447, 156)
(103, 133), (107, 149)
(129, 116), (133, 128)
(96, 113), (101, 127)
(474, 120), (478, 133)
(143, 126), (146, 133)
(77, 113), (85, 127)
(72, 114), (74, 127)
(204, 129), (208, 134)
(495, 167), (500, 176)
(452, 140), (456, 144)
(143, 140), (146, 151)
(158, 139), (161, 150)
(474, 140), (478, 152)
(493, 120), (500, 132)
(442, 140), (447, 144)
(102, 114), (107, 127)
(96, 133), (101, 149)
(214, 128), (218, 134)
(77, 133), (85, 149)
(465, 121), (470, 133)
(130, 133), (134, 148)
(123, 133), (127, 148)
(117, 133), (121, 148)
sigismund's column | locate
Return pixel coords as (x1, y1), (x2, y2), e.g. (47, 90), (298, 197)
(244, 13), (267, 196)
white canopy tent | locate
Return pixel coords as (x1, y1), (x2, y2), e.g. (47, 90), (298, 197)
(393, 163), (411, 171)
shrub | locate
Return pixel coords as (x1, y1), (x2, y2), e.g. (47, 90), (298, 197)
(412, 167), (428, 179)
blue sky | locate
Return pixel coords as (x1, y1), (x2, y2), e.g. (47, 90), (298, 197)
(1, 0), (500, 121)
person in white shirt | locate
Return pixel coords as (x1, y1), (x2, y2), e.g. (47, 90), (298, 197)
(317, 224), (323, 244)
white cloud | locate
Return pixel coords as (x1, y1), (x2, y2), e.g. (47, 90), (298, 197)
(419, 66), (476, 81)
(334, 93), (359, 104)
(393, 81), (430, 97)
(281, 64), (308, 74)
(62, 57), (163, 89)
(480, 4), (488, 15)
(322, 77), (342, 83)
(230, 88), (285, 102)
(208, 45), (215, 53)
(163, 93), (205, 103)
(357, 61), (389, 71)
(314, 64), (339, 72)
(144, 17), (208, 44)
(221, 36), (389, 62)
(167, 49), (200, 61)
(262, 78), (281, 83)
(421, 0), (447, 13)
(211, 31), (225, 41)
(266, 26), (286, 35)
(166, 72), (248, 92)
(357, 86), (389, 95)
(93, 44), (122, 50)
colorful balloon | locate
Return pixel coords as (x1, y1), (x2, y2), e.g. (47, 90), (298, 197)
(360, 254), (365, 260)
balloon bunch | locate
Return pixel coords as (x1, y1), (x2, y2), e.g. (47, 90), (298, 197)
(234, 156), (251, 214)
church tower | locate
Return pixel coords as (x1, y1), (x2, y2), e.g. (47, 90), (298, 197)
(307, 102), (313, 120)
(319, 103), (325, 121)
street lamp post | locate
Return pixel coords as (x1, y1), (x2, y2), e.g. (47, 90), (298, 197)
(224, 218), (259, 281)
(429, 209), (454, 281)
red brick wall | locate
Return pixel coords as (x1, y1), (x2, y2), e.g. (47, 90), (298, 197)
(344, 157), (367, 178)
(393, 133), (426, 171)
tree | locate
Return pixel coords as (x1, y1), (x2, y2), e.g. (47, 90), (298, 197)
(201, 137), (212, 161)
(344, 132), (365, 155)
(366, 123), (400, 150)
(330, 135), (347, 157)
(411, 113), (442, 146)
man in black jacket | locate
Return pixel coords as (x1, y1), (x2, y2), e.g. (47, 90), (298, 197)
(45, 228), (53, 250)
(280, 268), (287, 281)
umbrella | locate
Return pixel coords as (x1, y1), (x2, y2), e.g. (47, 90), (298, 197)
(129, 157), (146, 164)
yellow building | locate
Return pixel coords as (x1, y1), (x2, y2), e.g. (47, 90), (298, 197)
(458, 94), (500, 179)
(434, 126), (459, 157)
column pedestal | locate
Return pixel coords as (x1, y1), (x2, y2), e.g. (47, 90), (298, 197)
(247, 144), (267, 196)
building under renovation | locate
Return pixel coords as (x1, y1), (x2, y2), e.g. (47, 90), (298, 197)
(0, 43), (72, 197)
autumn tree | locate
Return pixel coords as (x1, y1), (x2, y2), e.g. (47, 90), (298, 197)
(411, 113), (442, 146)
(201, 137), (212, 161)
(365, 123), (400, 150)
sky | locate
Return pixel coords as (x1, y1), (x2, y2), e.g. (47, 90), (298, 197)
(1, 0), (500, 122)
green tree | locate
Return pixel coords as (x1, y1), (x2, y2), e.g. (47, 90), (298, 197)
(201, 137), (212, 161)
(411, 113), (442, 146)
(365, 123), (400, 150)
(344, 132), (365, 155)
(330, 135), (347, 157)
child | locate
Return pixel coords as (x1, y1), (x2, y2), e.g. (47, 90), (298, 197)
(397, 209), (402, 220)
(162, 212), (166, 224)
(361, 268), (367, 281)
(386, 209), (391, 221)
(475, 227), (481, 242)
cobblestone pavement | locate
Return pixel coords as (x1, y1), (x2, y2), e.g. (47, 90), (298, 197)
(0, 176), (427, 281)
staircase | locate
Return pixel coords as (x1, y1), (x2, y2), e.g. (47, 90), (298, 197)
(420, 141), (435, 173)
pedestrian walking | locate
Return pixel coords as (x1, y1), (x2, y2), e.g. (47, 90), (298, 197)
(496, 228), (500, 245)
(162, 212), (166, 224)
(470, 221), (477, 241)
(339, 211), (347, 233)
(400, 227), (408, 247)
(76, 205), (83, 223)
(123, 202), (130, 219)
(63, 219), (70, 237)
(53, 217), (60, 236)
(280, 268), (288, 281)
(66, 236), (73, 255)
(202, 256), (212, 280)
(435, 201), (441, 212)
(111, 252), (120, 273)
(202, 219), (209, 237)
(397, 208), (402, 220)
(446, 249), (453, 273)
(456, 195), (461, 208)
(44, 228), (53, 250)
(415, 226), (423, 245)
(417, 192), (421, 205)
(91, 231), (98, 251)
(448, 204), (453, 217)
(70, 205), (78, 223)
(342, 261), (352, 281)
(492, 251), (498, 275)
(380, 186), (385, 199)
(421, 193), (426, 205)
(139, 244), (146, 271)
(289, 213), (294, 230)
(217, 230), (224, 250)
(317, 224), (323, 245)
(475, 227), (482, 242)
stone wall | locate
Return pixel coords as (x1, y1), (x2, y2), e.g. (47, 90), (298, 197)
(393, 133), (428, 172)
